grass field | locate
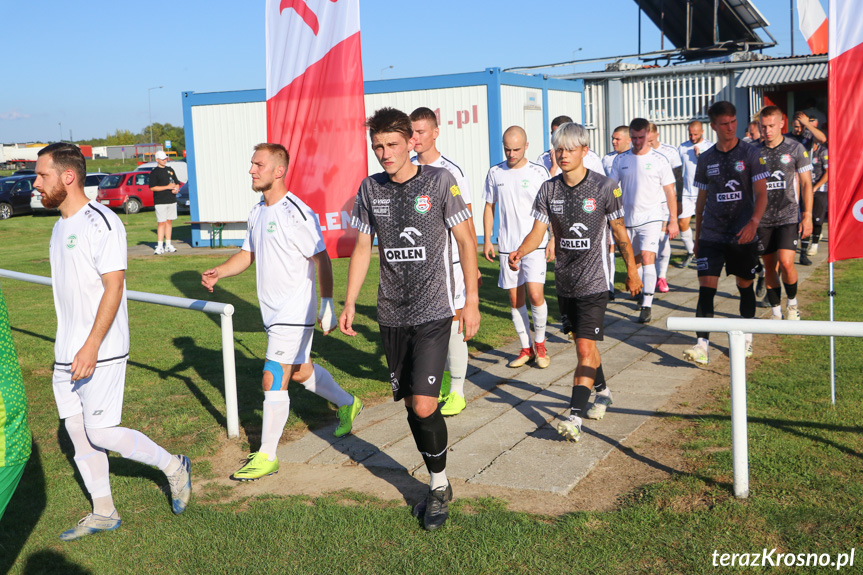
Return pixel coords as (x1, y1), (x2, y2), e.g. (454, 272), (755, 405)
(1, 158), (157, 178)
(1, 212), (861, 573)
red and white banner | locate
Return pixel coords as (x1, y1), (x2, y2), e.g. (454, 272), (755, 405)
(798, 0), (829, 54)
(266, 0), (366, 257)
(828, 0), (863, 262)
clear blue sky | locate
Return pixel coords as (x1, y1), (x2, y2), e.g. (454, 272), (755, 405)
(0, 0), (825, 143)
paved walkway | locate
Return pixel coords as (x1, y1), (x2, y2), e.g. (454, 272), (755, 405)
(275, 239), (829, 495)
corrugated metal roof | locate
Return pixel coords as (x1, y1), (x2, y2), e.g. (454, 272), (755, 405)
(736, 62), (827, 88)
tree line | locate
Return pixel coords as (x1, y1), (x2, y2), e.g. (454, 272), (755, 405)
(77, 123), (185, 153)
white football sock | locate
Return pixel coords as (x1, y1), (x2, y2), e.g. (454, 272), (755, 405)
(65, 414), (113, 505)
(511, 306), (532, 349)
(681, 228), (694, 254)
(788, 297), (798, 307)
(656, 234), (671, 279)
(531, 301), (548, 344)
(446, 320), (468, 397)
(300, 364), (352, 407)
(86, 426), (174, 471)
(430, 470), (449, 490)
(697, 337), (710, 350)
(641, 265), (656, 307)
(259, 390), (290, 460)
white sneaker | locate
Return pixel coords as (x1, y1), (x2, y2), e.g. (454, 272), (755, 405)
(683, 344), (709, 365)
(786, 304), (800, 321)
(154, 246), (164, 255)
(807, 242), (819, 256)
(586, 392), (613, 420)
(164, 244), (177, 253)
(771, 313), (783, 320)
(557, 414), (582, 442)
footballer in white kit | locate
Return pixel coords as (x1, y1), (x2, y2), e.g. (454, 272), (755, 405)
(409, 106), (478, 417)
(202, 143), (362, 482)
(37, 143), (191, 542)
(484, 126), (552, 368)
(608, 118), (678, 323)
(647, 124), (683, 294)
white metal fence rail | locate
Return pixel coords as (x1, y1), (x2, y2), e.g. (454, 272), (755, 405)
(0, 269), (240, 439)
(666, 316), (863, 499)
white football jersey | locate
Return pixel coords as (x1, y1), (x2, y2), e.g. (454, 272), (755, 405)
(608, 150), (675, 227)
(242, 192), (326, 330)
(653, 142), (683, 170)
(50, 202), (129, 368)
(602, 152), (619, 177)
(483, 161), (550, 253)
(679, 139), (715, 197)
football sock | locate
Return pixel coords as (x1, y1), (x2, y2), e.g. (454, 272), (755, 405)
(430, 470), (449, 491)
(407, 406), (448, 474)
(784, 281), (798, 301)
(767, 287), (782, 307)
(738, 284), (756, 318)
(446, 321), (468, 397)
(696, 286), (717, 341)
(681, 228), (694, 254)
(531, 301), (548, 344)
(569, 385), (592, 417)
(300, 364), (352, 407)
(656, 234), (671, 279)
(641, 266), (656, 307)
(259, 390), (290, 460)
(86, 426), (173, 471)
(593, 364), (607, 393)
(65, 414), (113, 505)
(511, 306), (532, 349)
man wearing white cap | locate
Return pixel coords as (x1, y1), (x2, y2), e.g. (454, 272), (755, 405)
(149, 150), (182, 254)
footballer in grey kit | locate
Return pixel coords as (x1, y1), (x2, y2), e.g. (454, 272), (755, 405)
(683, 101), (769, 366)
(509, 123), (642, 443)
(756, 105), (813, 321)
(352, 168), (470, 327)
(801, 142), (828, 264)
(341, 107), (480, 532)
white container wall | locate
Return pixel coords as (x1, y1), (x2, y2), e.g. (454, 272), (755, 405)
(500, 85), (545, 164)
(364, 85), (490, 236)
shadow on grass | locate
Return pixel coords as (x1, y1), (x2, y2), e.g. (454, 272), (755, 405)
(20, 551), (93, 575)
(170, 270), (263, 334)
(0, 444), (46, 575)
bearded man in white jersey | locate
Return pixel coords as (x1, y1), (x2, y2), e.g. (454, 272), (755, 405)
(647, 123), (683, 293)
(409, 106), (478, 417)
(608, 118), (679, 324)
(484, 126), (552, 367)
(35, 143), (191, 541)
(677, 120), (715, 269)
(202, 143), (362, 481)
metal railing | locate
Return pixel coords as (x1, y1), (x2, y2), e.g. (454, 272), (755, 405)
(0, 269), (239, 439)
(666, 316), (863, 499)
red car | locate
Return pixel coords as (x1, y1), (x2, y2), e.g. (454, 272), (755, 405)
(96, 172), (152, 214)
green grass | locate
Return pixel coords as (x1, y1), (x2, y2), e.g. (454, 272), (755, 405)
(2, 212), (862, 574)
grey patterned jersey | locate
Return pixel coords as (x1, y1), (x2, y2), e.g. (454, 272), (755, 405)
(351, 165), (471, 327)
(532, 171), (624, 297)
(757, 137), (813, 227)
(810, 143), (828, 193)
(694, 140), (769, 244)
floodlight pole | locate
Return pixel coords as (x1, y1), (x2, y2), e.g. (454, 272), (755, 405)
(148, 86), (164, 147)
(790, 0), (795, 56)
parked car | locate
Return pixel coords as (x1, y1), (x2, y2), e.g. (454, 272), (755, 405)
(96, 171), (151, 214)
(0, 175), (36, 219)
(32, 172), (108, 211)
(13, 169), (35, 175)
(176, 182), (190, 214)
(135, 160), (188, 183)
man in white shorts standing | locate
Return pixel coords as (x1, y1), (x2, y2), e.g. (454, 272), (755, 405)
(677, 120), (714, 269)
(149, 150), (182, 255)
(647, 123), (683, 293)
(483, 126), (552, 368)
(35, 143), (191, 541)
(608, 118), (678, 324)
(409, 106), (477, 416)
(201, 143), (362, 481)
(602, 126), (633, 300)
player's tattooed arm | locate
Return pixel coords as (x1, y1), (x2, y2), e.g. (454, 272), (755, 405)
(694, 189), (708, 254)
(451, 220), (481, 341)
(339, 231), (373, 337)
(610, 218), (642, 297)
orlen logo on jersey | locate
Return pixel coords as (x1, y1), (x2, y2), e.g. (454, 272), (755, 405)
(386, 227), (426, 261)
(717, 180), (742, 202)
(766, 170), (787, 191)
(414, 195), (431, 214)
(560, 238), (591, 250)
